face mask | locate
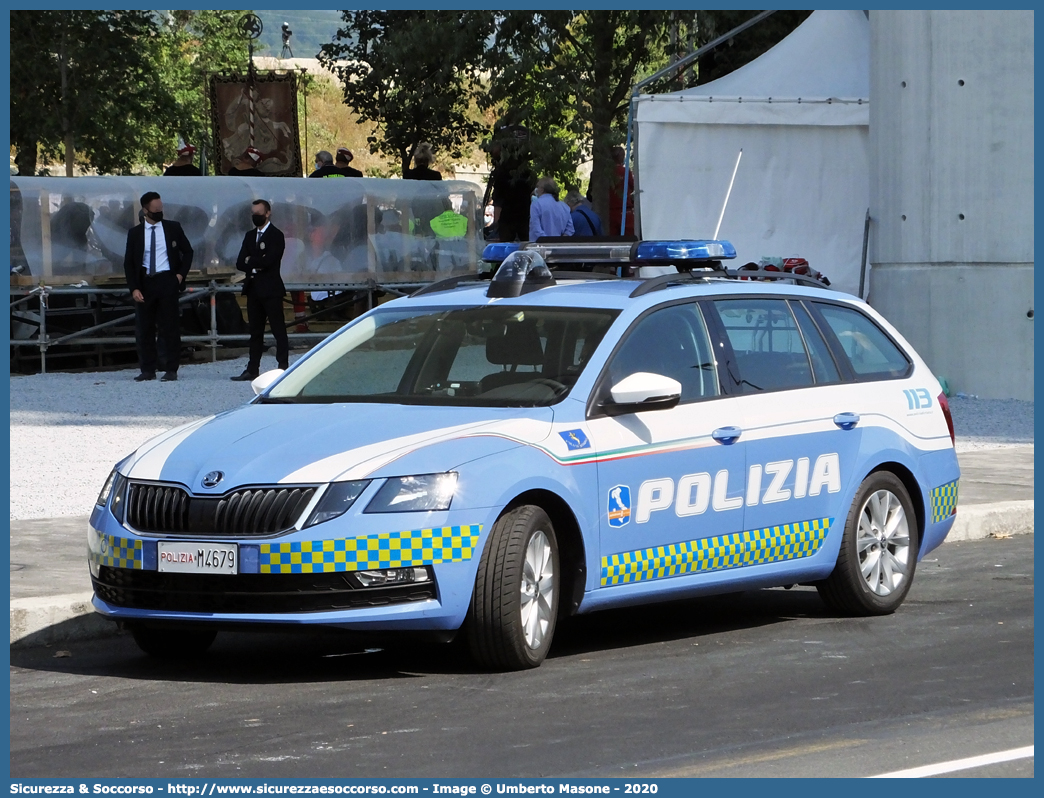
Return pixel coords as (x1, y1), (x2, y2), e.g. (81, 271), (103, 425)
(147, 210), (163, 223)
(315, 163), (322, 171)
(252, 214), (267, 228)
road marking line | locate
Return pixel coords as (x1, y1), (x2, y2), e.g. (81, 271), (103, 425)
(869, 745), (1034, 778)
(652, 738), (866, 777)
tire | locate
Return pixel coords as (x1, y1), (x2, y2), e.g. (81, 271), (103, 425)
(466, 505), (560, 670)
(130, 625), (217, 660)
(817, 471), (919, 616)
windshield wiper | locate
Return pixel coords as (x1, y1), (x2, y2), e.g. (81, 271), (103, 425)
(256, 395), (296, 404)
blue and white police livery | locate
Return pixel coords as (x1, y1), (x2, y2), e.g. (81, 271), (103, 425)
(89, 241), (960, 669)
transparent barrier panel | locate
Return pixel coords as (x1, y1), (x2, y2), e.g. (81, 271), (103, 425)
(11, 177), (483, 284)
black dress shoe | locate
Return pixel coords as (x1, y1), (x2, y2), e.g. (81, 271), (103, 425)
(230, 370), (259, 382)
(134, 372), (156, 382)
(277, 363), (289, 371)
(160, 372), (178, 382)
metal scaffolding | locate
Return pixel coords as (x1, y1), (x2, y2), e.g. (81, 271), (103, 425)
(9, 279), (428, 374)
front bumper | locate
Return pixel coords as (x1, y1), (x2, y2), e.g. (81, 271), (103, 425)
(88, 502), (490, 632)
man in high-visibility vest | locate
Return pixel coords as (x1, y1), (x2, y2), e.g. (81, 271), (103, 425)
(429, 205), (468, 238)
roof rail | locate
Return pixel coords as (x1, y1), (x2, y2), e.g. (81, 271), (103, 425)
(629, 267), (835, 298)
(408, 273), (489, 298)
(723, 268), (834, 290)
(629, 270), (713, 298)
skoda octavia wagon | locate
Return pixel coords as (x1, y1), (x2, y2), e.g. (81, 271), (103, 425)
(90, 242), (960, 669)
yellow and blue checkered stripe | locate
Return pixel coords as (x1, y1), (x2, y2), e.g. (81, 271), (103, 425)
(600, 517), (831, 587)
(930, 479), (959, 523)
(259, 524), (483, 574)
(91, 534), (144, 569)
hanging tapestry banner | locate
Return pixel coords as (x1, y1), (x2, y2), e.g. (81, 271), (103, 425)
(209, 71), (303, 177)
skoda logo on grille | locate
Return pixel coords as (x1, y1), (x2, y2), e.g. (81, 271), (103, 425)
(201, 471), (224, 488)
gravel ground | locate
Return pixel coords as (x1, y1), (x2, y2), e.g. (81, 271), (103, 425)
(9, 360), (1034, 521)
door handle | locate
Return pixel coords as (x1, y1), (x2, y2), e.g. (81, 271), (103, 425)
(833, 412), (860, 430)
(712, 426), (742, 445)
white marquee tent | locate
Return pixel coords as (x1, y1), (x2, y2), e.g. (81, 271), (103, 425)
(634, 10), (870, 294)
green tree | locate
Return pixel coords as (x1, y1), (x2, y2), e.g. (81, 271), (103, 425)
(10, 10), (179, 176)
(318, 11), (494, 177)
(154, 10), (253, 173)
(485, 12), (701, 227)
(486, 11), (809, 230)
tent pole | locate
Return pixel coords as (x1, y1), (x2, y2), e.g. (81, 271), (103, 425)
(621, 101), (636, 236)
(714, 149), (743, 240)
(623, 10), (778, 238)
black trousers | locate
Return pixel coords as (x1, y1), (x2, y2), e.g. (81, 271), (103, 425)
(135, 271), (181, 374)
(247, 293), (289, 372)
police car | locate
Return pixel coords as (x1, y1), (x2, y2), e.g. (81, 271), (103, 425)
(89, 240), (960, 669)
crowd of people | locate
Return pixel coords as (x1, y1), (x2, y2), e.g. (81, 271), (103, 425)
(130, 132), (635, 382)
(164, 134), (635, 245)
(485, 137), (634, 243)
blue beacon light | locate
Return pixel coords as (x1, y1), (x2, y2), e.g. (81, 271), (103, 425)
(634, 240), (737, 262)
(481, 242), (522, 263)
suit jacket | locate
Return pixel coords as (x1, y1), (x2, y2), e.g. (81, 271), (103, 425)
(236, 224), (286, 298)
(123, 219), (194, 294)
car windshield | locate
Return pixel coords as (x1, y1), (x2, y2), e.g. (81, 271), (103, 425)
(266, 305), (619, 406)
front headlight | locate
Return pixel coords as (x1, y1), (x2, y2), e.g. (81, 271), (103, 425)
(364, 473), (458, 513)
(303, 480), (370, 528)
(96, 469), (118, 506)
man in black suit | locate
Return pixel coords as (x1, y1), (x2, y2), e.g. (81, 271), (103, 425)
(231, 199), (288, 381)
(123, 191), (193, 382)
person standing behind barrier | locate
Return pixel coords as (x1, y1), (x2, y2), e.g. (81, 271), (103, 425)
(227, 148), (264, 177)
(123, 191), (194, 382)
(231, 200), (288, 381)
(488, 141), (534, 242)
(309, 150), (342, 178)
(404, 142), (442, 181)
(530, 176), (574, 239)
(334, 147), (362, 177)
(565, 189), (604, 237)
(164, 140), (202, 176)
(609, 145), (635, 236)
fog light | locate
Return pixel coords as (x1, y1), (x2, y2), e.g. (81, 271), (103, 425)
(355, 566), (432, 587)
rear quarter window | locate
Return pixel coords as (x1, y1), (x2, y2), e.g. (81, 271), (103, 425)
(814, 302), (911, 379)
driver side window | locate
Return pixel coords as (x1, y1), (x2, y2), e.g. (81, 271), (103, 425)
(606, 303), (720, 403)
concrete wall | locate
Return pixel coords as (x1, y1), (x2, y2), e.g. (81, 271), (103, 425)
(869, 10), (1034, 399)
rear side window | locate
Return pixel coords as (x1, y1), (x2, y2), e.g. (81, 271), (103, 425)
(712, 299), (814, 392)
(814, 303), (911, 379)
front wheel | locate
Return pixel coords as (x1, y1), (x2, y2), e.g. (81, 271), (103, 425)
(466, 505), (560, 670)
(817, 471), (918, 615)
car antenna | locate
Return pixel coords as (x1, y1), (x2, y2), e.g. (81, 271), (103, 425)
(713, 148), (743, 240)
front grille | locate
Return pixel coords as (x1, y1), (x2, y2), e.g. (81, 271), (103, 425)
(93, 566), (436, 614)
(125, 483), (316, 537)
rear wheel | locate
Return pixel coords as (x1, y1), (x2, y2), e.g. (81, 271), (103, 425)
(817, 471), (918, 615)
(466, 505), (560, 670)
(130, 625), (217, 659)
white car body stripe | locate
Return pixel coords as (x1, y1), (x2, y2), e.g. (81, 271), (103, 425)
(280, 417), (553, 483)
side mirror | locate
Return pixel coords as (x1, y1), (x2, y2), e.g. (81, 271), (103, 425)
(603, 372), (681, 416)
(251, 369), (284, 396)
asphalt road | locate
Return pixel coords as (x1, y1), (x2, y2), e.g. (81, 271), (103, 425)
(10, 536), (1033, 779)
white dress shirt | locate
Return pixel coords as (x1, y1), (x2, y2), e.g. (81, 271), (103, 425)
(142, 221), (171, 273)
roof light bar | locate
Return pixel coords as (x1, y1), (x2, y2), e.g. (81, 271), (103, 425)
(634, 240), (737, 262)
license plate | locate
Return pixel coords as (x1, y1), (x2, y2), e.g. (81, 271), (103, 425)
(157, 542), (238, 574)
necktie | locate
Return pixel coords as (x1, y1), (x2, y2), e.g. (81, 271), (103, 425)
(256, 229), (263, 246)
(148, 226), (156, 276)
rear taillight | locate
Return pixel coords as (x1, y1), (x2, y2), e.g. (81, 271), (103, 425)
(938, 392), (955, 446)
